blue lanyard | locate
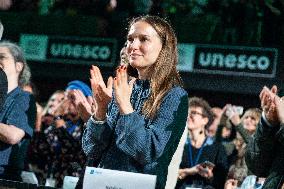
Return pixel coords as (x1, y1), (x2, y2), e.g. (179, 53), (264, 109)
(188, 137), (207, 167)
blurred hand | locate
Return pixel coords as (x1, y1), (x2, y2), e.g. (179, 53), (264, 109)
(52, 99), (70, 128)
(224, 179), (238, 189)
(109, 0), (117, 10)
(0, 0), (12, 10)
(178, 167), (198, 180)
(178, 169), (189, 180)
(225, 104), (241, 126)
(114, 65), (136, 114)
(207, 106), (226, 137)
(274, 96), (284, 124)
(52, 99), (69, 117)
(68, 90), (93, 123)
(260, 85), (279, 125)
(196, 164), (214, 179)
(90, 65), (113, 120)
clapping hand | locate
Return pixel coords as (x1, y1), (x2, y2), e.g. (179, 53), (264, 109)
(260, 85), (279, 125)
(68, 90), (94, 123)
(90, 65), (113, 120)
(273, 95), (284, 124)
(114, 65), (136, 114)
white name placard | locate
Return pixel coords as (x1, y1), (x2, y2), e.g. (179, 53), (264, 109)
(63, 176), (79, 189)
(83, 167), (156, 189)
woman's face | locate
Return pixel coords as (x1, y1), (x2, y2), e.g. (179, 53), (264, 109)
(0, 47), (18, 81)
(243, 113), (258, 134)
(47, 92), (65, 114)
(187, 106), (208, 130)
(221, 127), (232, 138)
(234, 133), (245, 151)
(126, 21), (162, 78)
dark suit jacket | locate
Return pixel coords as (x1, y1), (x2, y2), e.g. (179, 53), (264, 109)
(246, 117), (284, 189)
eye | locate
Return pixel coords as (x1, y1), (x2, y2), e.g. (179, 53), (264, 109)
(250, 117), (256, 121)
(127, 36), (134, 42)
(140, 36), (148, 42)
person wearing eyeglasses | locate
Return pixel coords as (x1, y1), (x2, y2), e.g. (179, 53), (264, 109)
(0, 41), (36, 181)
(176, 97), (228, 189)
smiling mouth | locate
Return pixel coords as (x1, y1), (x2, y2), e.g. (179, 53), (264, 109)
(130, 54), (142, 58)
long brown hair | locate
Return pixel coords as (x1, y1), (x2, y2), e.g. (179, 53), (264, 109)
(128, 16), (183, 119)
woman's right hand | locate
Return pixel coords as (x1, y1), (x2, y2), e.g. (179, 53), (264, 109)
(90, 65), (113, 120)
(225, 104), (241, 126)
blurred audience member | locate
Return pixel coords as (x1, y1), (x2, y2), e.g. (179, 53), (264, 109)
(206, 106), (225, 137)
(222, 106), (260, 167)
(226, 106), (261, 143)
(215, 112), (237, 163)
(42, 90), (65, 116)
(21, 82), (43, 132)
(225, 132), (248, 188)
(246, 85), (284, 189)
(225, 162), (248, 189)
(27, 89), (64, 184)
(28, 80), (92, 187)
(176, 97), (228, 189)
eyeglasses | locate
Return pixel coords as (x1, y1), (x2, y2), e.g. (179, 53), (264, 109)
(189, 110), (205, 117)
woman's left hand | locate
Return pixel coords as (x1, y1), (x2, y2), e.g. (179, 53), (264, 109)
(114, 65), (136, 114)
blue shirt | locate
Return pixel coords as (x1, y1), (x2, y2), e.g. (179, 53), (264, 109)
(0, 87), (36, 178)
(82, 80), (188, 189)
